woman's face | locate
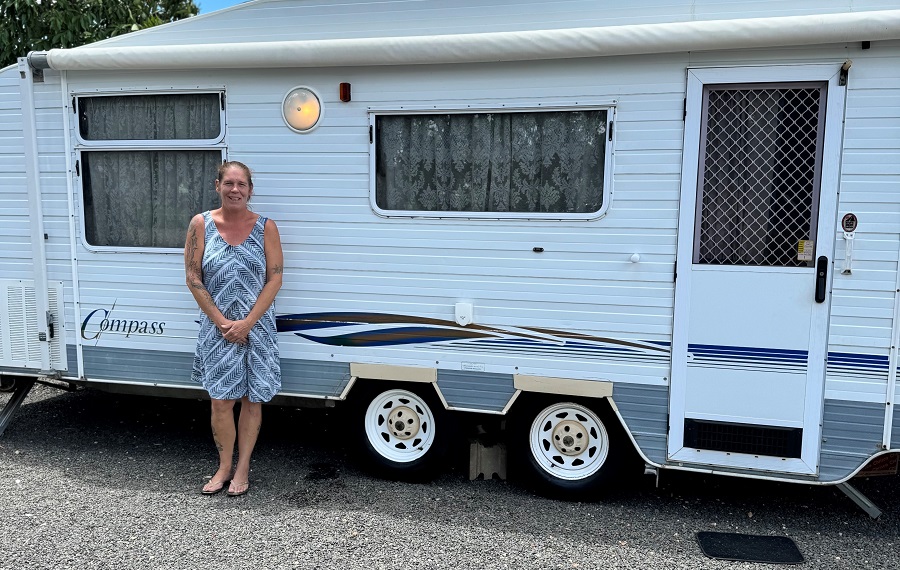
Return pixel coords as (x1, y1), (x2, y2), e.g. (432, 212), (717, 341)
(216, 166), (253, 211)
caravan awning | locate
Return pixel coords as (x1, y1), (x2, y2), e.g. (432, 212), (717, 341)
(28, 9), (900, 71)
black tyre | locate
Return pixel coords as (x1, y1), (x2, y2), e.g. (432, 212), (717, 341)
(353, 382), (452, 481)
(0, 376), (16, 393)
(509, 396), (632, 499)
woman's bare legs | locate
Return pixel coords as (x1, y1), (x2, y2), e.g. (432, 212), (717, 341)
(203, 398), (237, 492)
(229, 397), (262, 494)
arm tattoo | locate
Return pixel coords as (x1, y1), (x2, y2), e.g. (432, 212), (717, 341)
(185, 223), (199, 275)
(272, 264), (283, 275)
(186, 219), (218, 313)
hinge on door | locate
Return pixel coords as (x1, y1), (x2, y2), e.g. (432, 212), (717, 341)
(72, 97), (76, 114)
(369, 125), (373, 144)
(220, 93), (226, 111)
(75, 160), (80, 177)
(608, 121), (614, 142)
(839, 60), (852, 86)
(683, 98), (687, 120)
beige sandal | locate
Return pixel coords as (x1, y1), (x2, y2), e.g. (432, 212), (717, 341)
(226, 480), (250, 497)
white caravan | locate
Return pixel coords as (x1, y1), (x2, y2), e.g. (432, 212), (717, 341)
(1, 0), (899, 514)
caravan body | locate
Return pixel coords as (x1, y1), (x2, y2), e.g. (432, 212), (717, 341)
(2, 0), (900, 494)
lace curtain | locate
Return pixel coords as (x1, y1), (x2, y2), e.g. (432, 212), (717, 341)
(79, 94), (221, 140)
(375, 110), (606, 213)
(79, 94), (222, 248)
(83, 150), (222, 248)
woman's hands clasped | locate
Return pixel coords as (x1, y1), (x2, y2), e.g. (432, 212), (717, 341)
(217, 318), (253, 344)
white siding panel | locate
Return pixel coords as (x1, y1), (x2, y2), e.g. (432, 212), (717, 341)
(63, 55), (686, 381)
(0, 66), (30, 285)
(827, 51), (900, 404)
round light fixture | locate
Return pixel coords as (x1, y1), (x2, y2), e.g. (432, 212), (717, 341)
(282, 86), (321, 133)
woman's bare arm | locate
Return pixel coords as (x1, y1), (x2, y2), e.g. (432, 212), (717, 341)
(184, 214), (229, 329)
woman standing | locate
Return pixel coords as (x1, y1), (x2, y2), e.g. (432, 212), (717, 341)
(184, 161), (283, 497)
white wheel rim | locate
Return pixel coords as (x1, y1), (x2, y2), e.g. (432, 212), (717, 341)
(364, 389), (437, 463)
(529, 402), (609, 481)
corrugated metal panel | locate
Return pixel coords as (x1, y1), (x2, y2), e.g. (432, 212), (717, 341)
(67, 343), (78, 375)
(88, 1), (895, 49)
(612, 382), (669, 464)
(83, 346), (195, 385)
(819, 399), (884, 481)
(280, 358), (351, 397)
(436, 370), (515, 412)
(83, 345), (353, 397)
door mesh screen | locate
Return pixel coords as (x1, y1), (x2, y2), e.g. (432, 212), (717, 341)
(694, 84), (826, 267)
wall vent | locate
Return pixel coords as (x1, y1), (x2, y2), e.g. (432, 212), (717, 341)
(684, 418), (802, 458)
(0, 279), (66, 371)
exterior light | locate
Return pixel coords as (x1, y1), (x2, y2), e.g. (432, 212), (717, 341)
(282, 86), (321, 132)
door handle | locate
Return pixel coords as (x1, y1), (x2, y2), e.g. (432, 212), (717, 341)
(815, 256), (828, 303)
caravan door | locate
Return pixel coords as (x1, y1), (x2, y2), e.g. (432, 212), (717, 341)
(669, 66), (846, 475)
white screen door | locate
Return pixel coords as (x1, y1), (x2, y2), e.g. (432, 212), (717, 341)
(669, 66), (846, 475)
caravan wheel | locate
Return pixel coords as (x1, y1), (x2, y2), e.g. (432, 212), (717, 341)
(0, 376), (16, 392)
(355, 384), (450, 481)
(512, 399), (623, 498)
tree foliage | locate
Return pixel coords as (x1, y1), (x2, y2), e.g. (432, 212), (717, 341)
(1, 0), (200, 68)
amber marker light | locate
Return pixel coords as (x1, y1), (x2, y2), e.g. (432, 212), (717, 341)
(339, 82), (351, 102)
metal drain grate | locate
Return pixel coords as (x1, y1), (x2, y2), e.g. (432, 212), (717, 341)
(684, 418), (802, 458)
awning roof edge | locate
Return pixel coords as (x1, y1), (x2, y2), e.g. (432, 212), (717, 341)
(29, 9), (900, 71)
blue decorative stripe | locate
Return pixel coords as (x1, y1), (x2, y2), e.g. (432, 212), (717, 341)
(689, 344), (808, 359)
(274, 312), (670, 360)
(295, 326), (490, 347)
(687, 344), (893, 376)
(826, 352), (890, 370)
(687, 343), (808, 372)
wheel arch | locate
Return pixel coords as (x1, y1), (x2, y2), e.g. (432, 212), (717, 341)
(508, 383), (661, 470)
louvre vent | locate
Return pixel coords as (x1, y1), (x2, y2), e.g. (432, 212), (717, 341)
(684, 418), (802, 458)
(1, 279), (67, 370)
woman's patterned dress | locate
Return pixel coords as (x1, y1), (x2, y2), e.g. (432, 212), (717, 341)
(191, 211), (280, 402)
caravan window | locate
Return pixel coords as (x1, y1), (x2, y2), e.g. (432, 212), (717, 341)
(81, 150), (223, 249)
(374, 109), (608, 217)
(76, 92), (225, 250)
(78, 93), (222, 142)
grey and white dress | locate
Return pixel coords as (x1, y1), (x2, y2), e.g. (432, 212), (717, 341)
(191, 211), (280, 402)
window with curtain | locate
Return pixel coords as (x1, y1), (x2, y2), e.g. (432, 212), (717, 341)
(77, 93), (224, 249)
(375, 109), (607, 215)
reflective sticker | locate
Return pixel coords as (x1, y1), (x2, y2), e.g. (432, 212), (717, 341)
(797, 240), (814, 262)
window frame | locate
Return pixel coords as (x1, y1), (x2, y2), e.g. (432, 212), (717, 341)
(368, 102), (616, 221)
(74, 89), (226, 147)
(74, 88), (228, 254)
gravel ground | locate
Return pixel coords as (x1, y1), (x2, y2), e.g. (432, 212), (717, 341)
(1, 383), (898, 570)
